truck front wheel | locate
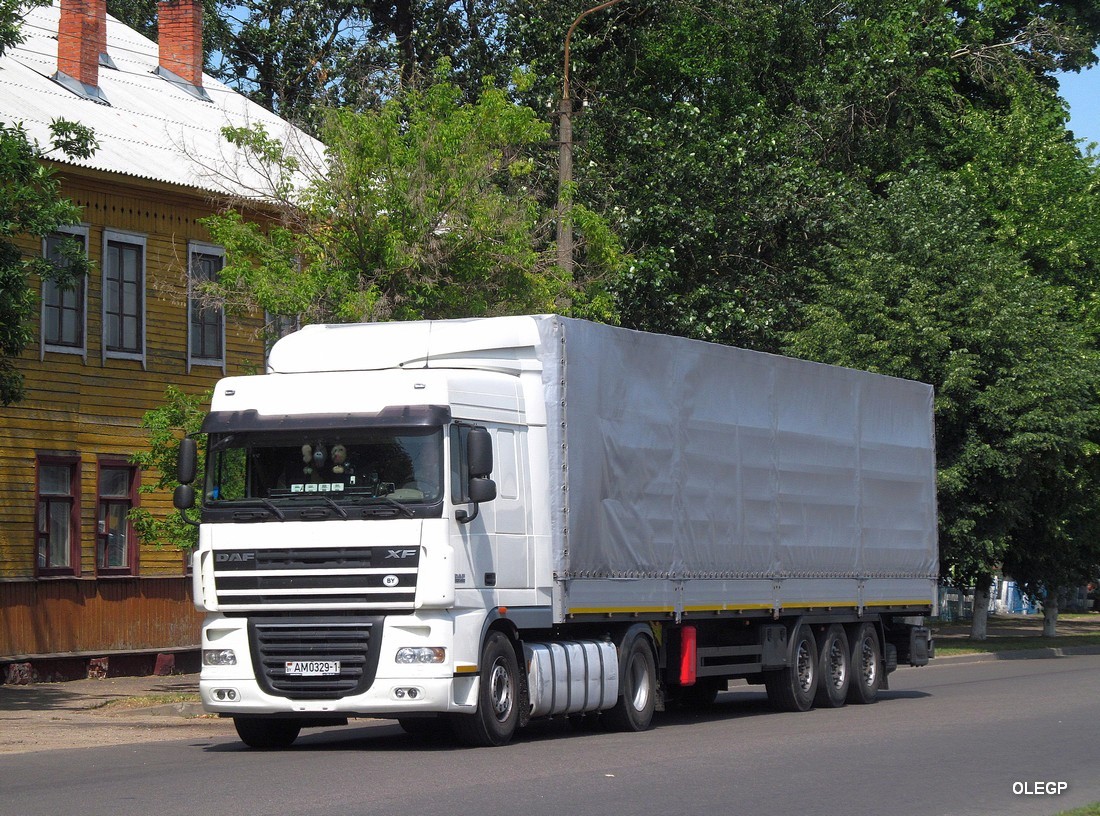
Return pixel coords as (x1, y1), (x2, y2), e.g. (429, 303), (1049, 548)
(450, 630), (520, 747)
(604, 633), (657, 732)
(233, 717), (301, 750)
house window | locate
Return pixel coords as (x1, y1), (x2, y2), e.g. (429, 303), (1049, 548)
(103, 231), (146, 362)
(36, 457), (80, 576)
(41, 228), (89, 355)
(188, 243), (225, 370)
(96, 462), (139, 574)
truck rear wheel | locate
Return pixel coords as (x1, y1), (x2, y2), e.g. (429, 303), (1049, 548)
(764, 623), (818, 712)
(847, 622), (882, 704)
(233, 717), (301, 750)
(603, 633), (657, 732)
(814, 624), (850, 708)
(450, 630), (520, 747)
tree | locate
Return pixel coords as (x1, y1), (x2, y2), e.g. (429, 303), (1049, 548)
(1, 0), (97, 405)
(507, 0), (1100, 348)
(128, 387), (209, 550)
(199, 70), (622, 324)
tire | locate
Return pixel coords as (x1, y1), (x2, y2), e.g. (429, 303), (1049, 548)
(233, 717), (301, 750)
(603, 633), (657, 732)
(847, 622), (882, 704)
(450, 631), (521, 747)
(814, 624), (850, 708)
(764, 623), (819, 712)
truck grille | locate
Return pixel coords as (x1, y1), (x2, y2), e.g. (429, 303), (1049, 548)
(213, 546), (419, 611)
(250, 618), (382, 699)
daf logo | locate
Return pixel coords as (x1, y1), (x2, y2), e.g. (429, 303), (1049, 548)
(386, 549), (417, 560)
(215, 552), (256, 563)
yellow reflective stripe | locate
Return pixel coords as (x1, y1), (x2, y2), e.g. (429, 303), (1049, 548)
(568, 606), (675, 615)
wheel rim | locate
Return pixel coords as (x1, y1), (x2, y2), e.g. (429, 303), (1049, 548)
(859, 636), (877, 687)
(627, 652), (651, 711)
(488, 657), (514, 722)
(796, 640), (814, 693)
(827, 639), (847, 690)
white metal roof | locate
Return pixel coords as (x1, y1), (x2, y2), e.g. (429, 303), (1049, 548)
(0, 1), (325, 198)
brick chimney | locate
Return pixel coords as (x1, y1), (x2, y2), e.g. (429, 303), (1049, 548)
(158, 0), (203, 88)
(57, 0), (105, 88)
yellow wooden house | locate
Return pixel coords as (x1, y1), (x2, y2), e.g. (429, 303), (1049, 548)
(0, 0), (319, 677)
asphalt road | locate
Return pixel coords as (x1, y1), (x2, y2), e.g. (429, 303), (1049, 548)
(2, 654), (1098, 816)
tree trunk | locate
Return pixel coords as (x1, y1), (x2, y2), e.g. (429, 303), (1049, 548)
(970, 579), (991, 640)
(1042, 590), (1060, 637)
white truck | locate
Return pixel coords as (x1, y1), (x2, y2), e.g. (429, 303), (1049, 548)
(174, 315), (937, 748)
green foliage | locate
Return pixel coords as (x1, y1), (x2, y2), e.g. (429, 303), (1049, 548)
(508, 0), (1100, 349)
(202, 72), (622, 324)
(128, 387), (210, 550)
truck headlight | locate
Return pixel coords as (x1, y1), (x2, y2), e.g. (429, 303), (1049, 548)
(395, 647), (446, 664)
(203, 648), (237, 666)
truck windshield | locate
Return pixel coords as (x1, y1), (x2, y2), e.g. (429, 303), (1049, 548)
(205, 427), (444, 507)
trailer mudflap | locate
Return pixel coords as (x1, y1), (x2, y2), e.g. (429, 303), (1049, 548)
(909, 626), (932, 666)
(760, 624), (789, 669)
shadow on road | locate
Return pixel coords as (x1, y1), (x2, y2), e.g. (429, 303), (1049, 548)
(200, 684), (931, 754)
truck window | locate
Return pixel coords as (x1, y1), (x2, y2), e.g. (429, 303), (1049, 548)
(205, 427), (444, 505)
(450, 425), (470, 503)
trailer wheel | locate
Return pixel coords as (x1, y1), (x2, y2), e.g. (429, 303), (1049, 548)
(604, 634), (657, 732)
(814, 624), (850, 708)
(847, 622), (882, 704)
(450, 630), (520, 747)
(233, 717), (301, 750)
(764, 624), (818, 712)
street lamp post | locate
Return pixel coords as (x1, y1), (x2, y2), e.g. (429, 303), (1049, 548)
(557, 0), (626, 277)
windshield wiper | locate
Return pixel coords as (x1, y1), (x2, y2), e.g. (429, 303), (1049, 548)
(316, 495), (349, 519)
(379, 496), (415, 518)
(258, 499), (286, 520)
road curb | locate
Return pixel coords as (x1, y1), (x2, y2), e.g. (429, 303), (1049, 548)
(927, 644), (1100, 665)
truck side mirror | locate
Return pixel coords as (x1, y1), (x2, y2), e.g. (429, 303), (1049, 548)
(468, 477), (496, 503)
(457, 427), (496, 524)
(178, 437), (198, 485)
(174, 483), (195, 511)
(466, 427), (493, 477)
(174, 438), (200, 527)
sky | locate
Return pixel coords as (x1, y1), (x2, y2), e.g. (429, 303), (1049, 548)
(1059, 66), (1099, 149)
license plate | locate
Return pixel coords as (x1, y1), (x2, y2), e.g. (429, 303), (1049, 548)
(285, 660), (341, 676)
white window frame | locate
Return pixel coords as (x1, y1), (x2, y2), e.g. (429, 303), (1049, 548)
(40, 225), (90, 361)
(187, 241), (226, 373)
(101, 229), (147, 368)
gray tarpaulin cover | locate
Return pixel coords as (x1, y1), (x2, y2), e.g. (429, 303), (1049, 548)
(533, 317), (938, 583)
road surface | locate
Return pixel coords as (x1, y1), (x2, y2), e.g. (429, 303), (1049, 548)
(2, 654), (1097, 816)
